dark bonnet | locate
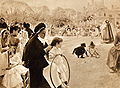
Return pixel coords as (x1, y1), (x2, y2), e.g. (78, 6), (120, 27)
(34, 23), (46, 33)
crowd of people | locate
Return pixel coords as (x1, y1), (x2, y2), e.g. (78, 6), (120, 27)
(0, 18), (33, 88)
(0, 17), (69, 88)
(47, 19), (116, 45)
(49, 24), (100, 37)
(0, 16), (120, 88)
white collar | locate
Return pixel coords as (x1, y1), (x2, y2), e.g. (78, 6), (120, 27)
(38, 37), (46, 45)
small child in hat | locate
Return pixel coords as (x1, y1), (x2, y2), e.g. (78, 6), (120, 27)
(88, 41), (100, 58)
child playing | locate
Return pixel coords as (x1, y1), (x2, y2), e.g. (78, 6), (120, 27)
(88, 41), (100, 58)
(72, 43), (89, 58)
(44, 37), (68, 88)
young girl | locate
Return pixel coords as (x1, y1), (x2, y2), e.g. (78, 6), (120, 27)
(0, 29), (9, 76)
(44, 37), (68, 88)
(88, 41), (100, 58)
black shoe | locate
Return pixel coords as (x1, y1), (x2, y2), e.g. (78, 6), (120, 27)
(0, 75), (4, 78)
(64, 81), (68, 85)
(80, 56), (85, 58)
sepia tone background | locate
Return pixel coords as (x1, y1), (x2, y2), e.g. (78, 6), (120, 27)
(1, 0), (120, 27)
(0, 0), (120, 88)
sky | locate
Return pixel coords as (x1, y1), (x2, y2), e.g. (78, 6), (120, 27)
(17, 0), (88, 10)
(5, 0), (120, 10)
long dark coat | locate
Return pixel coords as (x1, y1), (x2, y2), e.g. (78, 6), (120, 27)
(22, 35), (51, 88)
(102, 22), (114, 43)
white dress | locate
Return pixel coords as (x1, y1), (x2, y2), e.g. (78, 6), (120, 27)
(0, 51), (8, 76)
(2, 52), (29, 88)
(17, 29), (29, 51)
(0, 35), (9, 76)
(43, 47), (67, 88)
(88, 46), (100, 58)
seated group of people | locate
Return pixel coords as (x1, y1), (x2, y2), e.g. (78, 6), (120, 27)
(0, 20), (69, 88)
(0, 21), (33, 88)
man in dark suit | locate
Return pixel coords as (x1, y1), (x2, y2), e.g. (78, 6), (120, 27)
(22, 23), (51, 88)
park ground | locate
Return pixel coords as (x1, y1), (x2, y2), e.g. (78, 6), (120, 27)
(1, 36), (120, 88)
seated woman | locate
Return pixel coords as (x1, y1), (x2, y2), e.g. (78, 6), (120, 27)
(44, 37), (68, 88)
(107, 31), (120, 73)
(0, 29), (9, 76)
(2, 52), (29, 88)
(1, 29), (10, 48)
(2, 30), (28, 88)
(9, 26), (20, 56)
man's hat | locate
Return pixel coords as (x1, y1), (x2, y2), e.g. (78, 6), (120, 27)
(34, 23), (46, 33)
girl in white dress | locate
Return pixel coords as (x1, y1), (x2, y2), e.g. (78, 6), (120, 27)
(44, 37), (68, 88)
(0, 29), (9, 76)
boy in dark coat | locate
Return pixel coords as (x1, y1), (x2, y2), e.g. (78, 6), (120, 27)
(72, 43), (88, 58)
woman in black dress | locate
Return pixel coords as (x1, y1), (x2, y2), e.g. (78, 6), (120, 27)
(22, 23), (51, 88)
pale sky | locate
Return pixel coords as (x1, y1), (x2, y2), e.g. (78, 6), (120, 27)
(17, 0), (88, 10)
(4, 0), (120, 10)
